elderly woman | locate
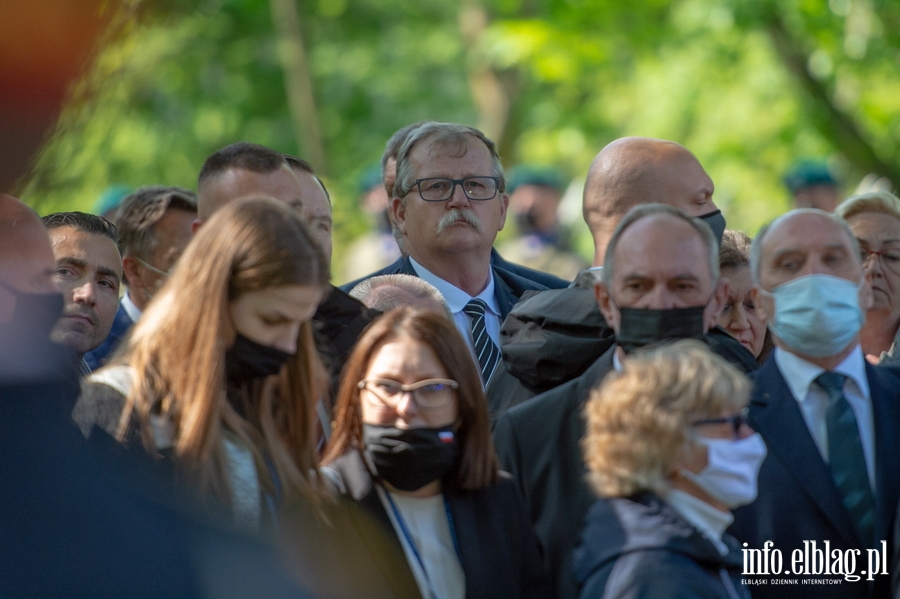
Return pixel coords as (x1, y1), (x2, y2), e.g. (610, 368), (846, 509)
(573, 340), (766, 598)
(836, 191), (900, 362)
(717, 230), (772, 363)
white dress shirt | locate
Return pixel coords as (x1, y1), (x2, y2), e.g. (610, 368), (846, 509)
(120, 290), (143, 323)
(774, 345), (876, 489)
(409, 257), (501, 356)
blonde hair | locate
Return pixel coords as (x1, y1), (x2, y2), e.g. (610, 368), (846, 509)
(111, 197), (329, 507)
(582, 340), (749, 498)
(836, 190), (900, 223)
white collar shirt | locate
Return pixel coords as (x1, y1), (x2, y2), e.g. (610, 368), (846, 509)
(408, 257), (501, 356)
(773, 345), (875, 489)
(121, 290), (143, 324)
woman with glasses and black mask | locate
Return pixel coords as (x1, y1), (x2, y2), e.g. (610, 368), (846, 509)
(574, 340), (766, 599)
(322, 307), (551, 599)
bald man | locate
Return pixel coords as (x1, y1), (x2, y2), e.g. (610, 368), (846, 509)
(583, 136), (724, 265)
(486, 137), (752, 417)
(0, 195), (71, 381)
(348, 273), (452, 318)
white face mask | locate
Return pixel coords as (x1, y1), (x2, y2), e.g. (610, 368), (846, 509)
(680, 433), (767, 509)
(757, 274), (864, 357)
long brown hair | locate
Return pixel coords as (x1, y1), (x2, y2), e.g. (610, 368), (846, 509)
(113, 197), (329, 506)
(323, 307), (499, 491)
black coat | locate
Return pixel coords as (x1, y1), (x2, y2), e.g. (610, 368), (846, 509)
(730, 354), (900, 599)
(0, 340), (311, 599)
(573, 493), (749, 599)
(325, 450), (553, 599)
(486, 269), (614, 420)
(493, 346), (616, 599)
(312, 285), (378, 400)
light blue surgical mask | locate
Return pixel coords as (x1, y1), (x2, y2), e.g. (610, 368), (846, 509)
(758, 274), (864, 357)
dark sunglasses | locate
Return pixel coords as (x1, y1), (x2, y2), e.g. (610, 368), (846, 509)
(691, 406), (750, 438)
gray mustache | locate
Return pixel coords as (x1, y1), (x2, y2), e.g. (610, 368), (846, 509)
(437, 209), (483, 234)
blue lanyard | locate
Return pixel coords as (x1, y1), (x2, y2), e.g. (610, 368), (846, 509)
(382, 487), (462, 599)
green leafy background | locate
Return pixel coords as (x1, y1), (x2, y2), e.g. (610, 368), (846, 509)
(21, 0), (900, 283)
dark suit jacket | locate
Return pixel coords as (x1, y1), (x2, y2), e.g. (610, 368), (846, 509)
(84, 301), (134, 371)
(326, 451), (552, 599)
(493, 346), (617, 599)
(489, 247), (571, 289)
(730, 354), (900, 599)
(340, 255), (554, 321)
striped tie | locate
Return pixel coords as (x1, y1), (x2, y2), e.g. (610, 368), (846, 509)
(463, 299), (500, 385)
(815, 371), (876, 546)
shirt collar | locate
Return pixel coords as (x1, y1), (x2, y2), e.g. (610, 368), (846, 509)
(408, 257), (499, 316)
(774, 344), (869, 402)
(121, 291), (143, 323)
(665, 488), (733, 555)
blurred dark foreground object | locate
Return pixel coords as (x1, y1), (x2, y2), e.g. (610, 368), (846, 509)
(0, 342), (315, 599)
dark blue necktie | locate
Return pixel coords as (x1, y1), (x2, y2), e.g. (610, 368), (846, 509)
(815, 371), (876, 546)
(463, 299), (500, 385)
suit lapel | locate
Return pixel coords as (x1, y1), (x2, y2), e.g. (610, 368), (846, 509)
(490, 266), (518, 320)
(867, 364), (900, 544)
(751, 358), (861, 547)
(396, 257), (417, 277)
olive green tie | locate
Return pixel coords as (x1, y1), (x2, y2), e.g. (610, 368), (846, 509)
(815, 371), (875, 546)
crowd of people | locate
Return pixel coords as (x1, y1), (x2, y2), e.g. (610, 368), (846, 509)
(2, 119), (900, 599)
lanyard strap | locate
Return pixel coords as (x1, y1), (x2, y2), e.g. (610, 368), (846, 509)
(382, 488), (462, 599)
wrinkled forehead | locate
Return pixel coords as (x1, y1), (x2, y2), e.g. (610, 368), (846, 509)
(613, 215), (713, 282)
(413, 133), (491, 167)
(762, 211), (855, 261)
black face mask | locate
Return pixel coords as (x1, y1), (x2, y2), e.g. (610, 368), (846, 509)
(615, 305), (707, 354)
(698, 209), (726, 247)
(225, 334), (291, 383)
(363, 423), (459, 492)
(0, 280), (64, 342)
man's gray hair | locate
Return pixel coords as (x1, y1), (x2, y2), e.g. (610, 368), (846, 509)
(601, 203), (720, 286)
(749, 208), (862, 285)
(393, 122), (506, 207)
(349, 274), (453, 320)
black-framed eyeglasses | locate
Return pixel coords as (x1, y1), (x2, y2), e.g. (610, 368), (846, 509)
(412, 177), (500, 202)
(691, 407), (750, 439)
(358, 378), (458, 409)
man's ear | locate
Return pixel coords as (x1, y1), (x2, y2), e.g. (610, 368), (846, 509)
(595, 281), (617, 329)
(191, 218), (203, 234)
(705, 277), (729, 330)
(751, 286), (771, 323)
(861, 272), (874, 311)
(391, 197), (408, 235)
(121, 255), (140, 289)
(497, 191), (510, 231)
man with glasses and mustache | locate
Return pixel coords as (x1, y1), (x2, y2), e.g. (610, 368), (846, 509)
(84, 186), (197, 369)
(354, 121), (553, 386)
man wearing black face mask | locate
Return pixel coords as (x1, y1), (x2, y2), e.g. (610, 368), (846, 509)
(493, 203), (729, 599)
(485, 137), (748, 419)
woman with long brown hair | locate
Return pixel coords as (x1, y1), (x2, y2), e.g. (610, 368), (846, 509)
(73, 197), (329, 530)
(322, 307), (550, 599)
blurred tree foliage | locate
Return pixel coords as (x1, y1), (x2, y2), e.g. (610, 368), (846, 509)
(21, 0), (900, 280)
